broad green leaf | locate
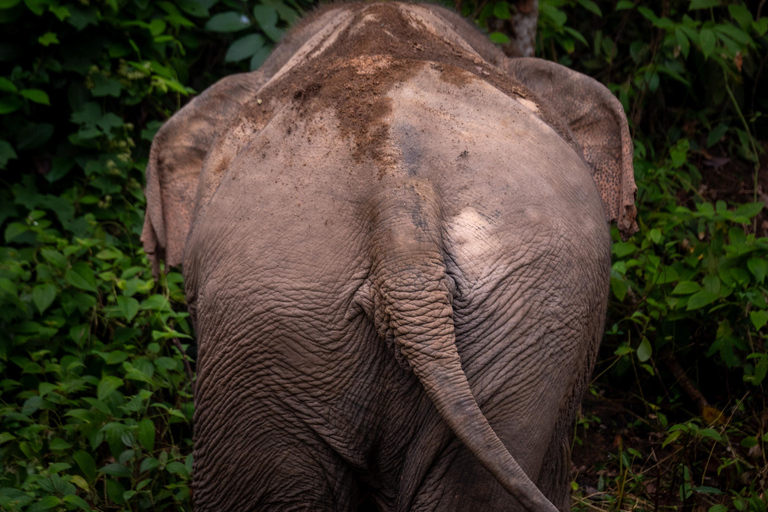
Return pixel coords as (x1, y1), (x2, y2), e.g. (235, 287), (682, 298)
(250, 46), (272, 70)
(0, 139), (17, 168)
(752, 17), (768, 36)
(253, 4), (277, 27)
(698, 428), (723, 441)
(62, 495), (91, 511)
(747, 258), (767, 283)
(0, 77), (17, 93)
(699, 28), (715, 58)
(205, 11), (251, 32)
(140, 457), (160, 473)
(662, 429), (682, 448)
(49, 438), (72, 450)
(141, 294), (171, 311)
(96, 247), (122, 259)
(106, 480), (126, 504)
(751, 355), (768, 385)
(637, 7), (658, 23)
(98, 350), (129, 365)
(727, 4), (752, 29)
(706, 122), (727, 147)
(611, 276), (628, 301)
(672, 281), (701, 295)
(734, 202), (764, 219)
(576, 0), (602, 16)
(65, 262), (97, 292)
(750, 310), (768, 330)
(261, 24), (283, 42)
(564, 27), (588, 46)
(225, 33), (265, 62)
(0, 277), (17, 296)
(152, 328), (192, 340)
(148, 17), (166, 36)
(69, 323), (90, 346)
(637, 337), (652, 362)
(615, 0), (634, 9)
(703, 274), (720, 294)
(489, 32), (511, 44)
(740, 436), (758, 448)
(166, 461), (189, 478)
(267, 0), (298, 23)
(177, 0), (219, 17)
(687, 290), (719, 310)
(38, 32), (58, 46)
(28, 496), (61, 512)
(138, 418), (155, 451)
(92, 75), (121, 97)
(676, 27), (690, 58)
(40, 248), (66, 267)
(714, 24), (751, 45)
(97, 375), (123, 400)
(32, 283), (56, 313)
(100, 463), (132, 478)
(66, 409), (94, 422)
(493, 1), (511, 20)
(0, 488), (33, 510)
(20, 88), (50, 105)
(670, 138), (689, 168)
(5, 222), (27, 242)
(117, 295), (140, 322)
(48, 5), (69, 20)
(539, 3), (566, 27)
(124, 365), (154, 383)
(612, 242), (637, 257)
(0, 96), (23, 114)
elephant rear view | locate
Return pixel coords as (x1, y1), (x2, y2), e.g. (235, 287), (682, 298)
(142, 3), (637, 511)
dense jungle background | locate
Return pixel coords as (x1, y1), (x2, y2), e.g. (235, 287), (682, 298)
(0, 0), (766, 510)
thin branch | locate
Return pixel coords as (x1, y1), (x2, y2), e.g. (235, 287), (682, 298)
(172, 338), (195, 392)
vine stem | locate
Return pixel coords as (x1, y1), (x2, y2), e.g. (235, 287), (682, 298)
(172, 338), (195, 392)
(722, 69), (761, 204)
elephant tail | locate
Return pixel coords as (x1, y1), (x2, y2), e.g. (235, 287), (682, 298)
(365, 180), (558, 512)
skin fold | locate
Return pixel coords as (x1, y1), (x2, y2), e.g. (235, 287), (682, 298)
(142, 3), (637, 511)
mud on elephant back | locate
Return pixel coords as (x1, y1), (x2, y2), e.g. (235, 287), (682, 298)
(141, 2), (638, 511)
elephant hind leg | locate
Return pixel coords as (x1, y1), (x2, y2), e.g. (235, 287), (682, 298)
(192, 432), (360, 511)
(535, 431), (572, 511)
(535, 387), (586, 511)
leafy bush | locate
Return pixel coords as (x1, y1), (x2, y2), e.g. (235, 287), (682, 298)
(0, 0), (302, 510)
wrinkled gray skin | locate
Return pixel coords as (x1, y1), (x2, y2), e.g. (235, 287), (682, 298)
(142, 3), (637, 511)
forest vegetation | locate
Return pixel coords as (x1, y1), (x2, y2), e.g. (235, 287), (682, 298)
(0, 0), (766, 510)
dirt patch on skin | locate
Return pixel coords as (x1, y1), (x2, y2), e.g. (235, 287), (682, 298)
(435, 63), (473, 88)
(229, 3), (574, 172)
(213, 155), (231, 175)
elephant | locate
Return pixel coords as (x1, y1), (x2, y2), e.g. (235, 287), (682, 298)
(141, 2), (637, 511)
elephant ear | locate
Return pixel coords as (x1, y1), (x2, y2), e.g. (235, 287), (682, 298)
(505, 58), (638, 240)
(142, 73), (263, 277)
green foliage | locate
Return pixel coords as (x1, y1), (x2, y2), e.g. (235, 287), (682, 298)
(0, 0), (306, 510)
(608, 166), (768, 382)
